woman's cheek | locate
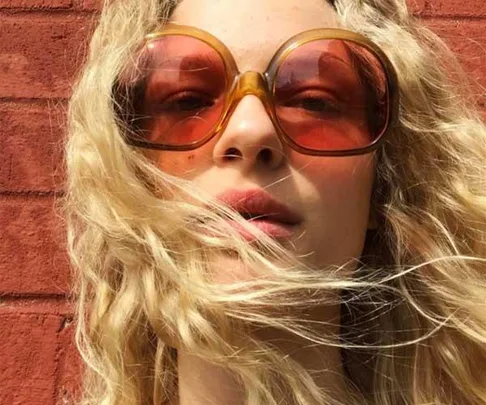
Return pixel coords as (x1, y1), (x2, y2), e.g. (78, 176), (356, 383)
(291, 153), (376, 197)
(147, 147), (213, 178)
(290, 153), (376, 263)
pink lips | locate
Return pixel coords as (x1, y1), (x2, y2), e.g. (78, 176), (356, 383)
(215, 189), (302, 241)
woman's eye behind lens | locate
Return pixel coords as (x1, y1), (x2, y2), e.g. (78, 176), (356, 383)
(156, 91), (216, 113)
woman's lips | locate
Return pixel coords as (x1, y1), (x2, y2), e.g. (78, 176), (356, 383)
(215, 189), (302, 241)
(224, 218), (297, 241)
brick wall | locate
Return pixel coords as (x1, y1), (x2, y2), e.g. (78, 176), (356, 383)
(0, 1), (485, 404)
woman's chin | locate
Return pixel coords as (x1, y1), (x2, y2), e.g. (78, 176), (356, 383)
(208, 254), (261, 284)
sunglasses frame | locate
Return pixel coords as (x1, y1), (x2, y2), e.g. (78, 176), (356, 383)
(125, 23), (399, 157)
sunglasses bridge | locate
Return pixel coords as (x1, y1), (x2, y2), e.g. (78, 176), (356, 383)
(234, 71), (269, 100)
(217, 70), (277, 132)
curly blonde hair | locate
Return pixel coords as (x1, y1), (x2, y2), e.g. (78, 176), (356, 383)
(60, 0), (486, 404)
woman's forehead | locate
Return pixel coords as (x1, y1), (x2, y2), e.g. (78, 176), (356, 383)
(170, 0), (339, 72)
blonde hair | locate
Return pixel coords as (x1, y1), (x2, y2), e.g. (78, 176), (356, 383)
(60, 0), (486, 404)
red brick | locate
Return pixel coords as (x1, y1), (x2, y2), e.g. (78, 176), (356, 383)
(425, 0), (486, 17)
(0, 0), (73, 9)
(56, 319), (83, 405)
(0, 197), (70, 295)
(75, 0), (101, 11)
(425, 19), (486, 104)
(0, 101), (66, 192)
(0, 16), (93, 99)
(0, 312), (61, 405)
(407, 0), (426, 15)
(0, 297), (73, 317)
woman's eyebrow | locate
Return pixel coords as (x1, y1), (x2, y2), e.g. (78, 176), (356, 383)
(142, 52), (222, 74)
(176, 53), (222, 72)
(318, 53), (355, 72)
(276, 52), (355, 73)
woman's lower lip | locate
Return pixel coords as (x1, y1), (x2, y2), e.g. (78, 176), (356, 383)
(226, 219), (296, 241)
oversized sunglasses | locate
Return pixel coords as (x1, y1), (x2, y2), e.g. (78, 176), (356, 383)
(118, 23), (399, 156)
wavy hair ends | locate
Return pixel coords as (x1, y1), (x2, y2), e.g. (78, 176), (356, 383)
(61, 0), (486, 405)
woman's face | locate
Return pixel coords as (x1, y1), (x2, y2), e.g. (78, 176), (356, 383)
(146, 0), (377, 274)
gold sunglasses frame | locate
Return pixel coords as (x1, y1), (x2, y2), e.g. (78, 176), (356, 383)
(126, 23), (399, 157)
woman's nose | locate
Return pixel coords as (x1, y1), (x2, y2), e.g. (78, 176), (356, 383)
(212, 95), (286, 172)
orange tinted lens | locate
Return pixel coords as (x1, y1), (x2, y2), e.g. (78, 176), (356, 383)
(274, 39), (389, 151)
(137, 35), (227, 146)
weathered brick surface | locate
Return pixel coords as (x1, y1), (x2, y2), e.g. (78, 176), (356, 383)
(0, 101), (66, 192)
(407, 0), (426, 14)
(426, 19), (486, 104)
(0, 312), (61, 405)
(425, 0), (486, 17)
(0, 197), (70, 296)
(75, 0), (101, 11)
(0, 0), (73, 9)
(0, 15), (93, 99)
(56, 319), (83, 405)
(0, 2), (484, 405)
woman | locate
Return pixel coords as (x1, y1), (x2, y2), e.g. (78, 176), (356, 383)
(62, 0), (486, 404)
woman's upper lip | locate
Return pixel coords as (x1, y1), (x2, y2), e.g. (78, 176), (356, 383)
(215, 189), (302, 225)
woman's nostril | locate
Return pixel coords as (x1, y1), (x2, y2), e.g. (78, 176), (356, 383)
(224, 147), (243, 160)
(258, 148), (273, 164)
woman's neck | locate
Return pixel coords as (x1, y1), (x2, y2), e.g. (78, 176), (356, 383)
(172, 306), (348, 405)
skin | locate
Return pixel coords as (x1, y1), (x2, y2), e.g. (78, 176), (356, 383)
(145, 0), (378, 403)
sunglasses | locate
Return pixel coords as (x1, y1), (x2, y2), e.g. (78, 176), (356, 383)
(119, 23), (399, 156)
